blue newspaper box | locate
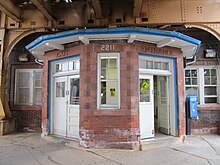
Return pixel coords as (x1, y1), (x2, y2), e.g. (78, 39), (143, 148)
(186, 96), (198, 119)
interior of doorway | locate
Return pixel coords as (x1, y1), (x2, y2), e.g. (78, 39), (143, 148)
(153, 75), (171, 138)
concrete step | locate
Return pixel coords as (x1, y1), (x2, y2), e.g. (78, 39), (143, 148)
(140, 136), (182, 151)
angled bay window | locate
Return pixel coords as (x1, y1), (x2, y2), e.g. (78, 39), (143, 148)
(185, 69), (199, 101)
(98, 53), (120, 109)
(15, 69), (43, 105)
(204, 69), (217, 103)
(185, 67), (219, 105)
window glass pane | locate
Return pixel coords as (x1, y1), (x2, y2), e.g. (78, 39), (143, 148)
(75, 60), (80, 70)
(211, 69), (216, 76)
(106, 81), (118, 105)
(56, 82), (65, 97)
(34, 71), (42, 87)
(204, 69), (210, 76)
(191, 70), (197, 77)
(162, 62), (169, 70)
(109, 59), (117, 69)
(139, 60), (146, 69)
(101, 82), (106, 104)
(140, 79), (150, 102)
(101, 59), (107, 68)
(185, 78), (191, 85)
(146, 61), (153, 69)
(108, 69), (117, 80)
(205, 97), (217, 103)
(18, 72), (32, 87)
(192, 78), (197, 85)
(101, 68), (106, 79)
(211, 77), (217, 85)
(34, 88), (42, 105)
(154, 62), (161, 70)
(68, 61), (74, 71)
(56, 63), (62, 72)
(17, 88), (30, 104)
(204, 87), (217, 95)
(62, 62), (68, 71)
(185, 70), (190, 77)
(70, 78), (80, 105)
(186, 87), (199, 97)
(205, 77), (210, 85)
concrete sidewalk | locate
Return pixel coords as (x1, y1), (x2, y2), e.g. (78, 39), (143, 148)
(0, 132), (220, 165)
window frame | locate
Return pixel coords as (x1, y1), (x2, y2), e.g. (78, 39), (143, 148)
(14, 69), (43, 106)
(185, 66), (219, 105)
(97, 53), (120, 109)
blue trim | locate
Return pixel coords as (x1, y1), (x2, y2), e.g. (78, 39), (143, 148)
(48, 55), (80, 134)
(48, 61), (53, 133)
(139, 53), (178, 134)
(26, 27), (201, 54)
(173, 59), (178, 132)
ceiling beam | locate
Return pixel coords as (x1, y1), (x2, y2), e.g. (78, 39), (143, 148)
(0, 0), (21, 22)
(133, 0), (143, 17)
(30, 0), (55, 22)
(91, 0), (103, 19)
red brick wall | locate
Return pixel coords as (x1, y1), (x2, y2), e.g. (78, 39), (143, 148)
(43, 41), (185, 149)
(191, 110), (220, 134)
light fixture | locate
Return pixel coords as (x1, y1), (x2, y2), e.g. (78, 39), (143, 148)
(204, 49), (217, 58)
(18, 54), (28, 62)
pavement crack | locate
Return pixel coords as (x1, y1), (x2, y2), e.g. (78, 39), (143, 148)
(200, 136), (220, 156)
(168, 147), (211, 165)
(23, 142), (42, 165)
(86, 150), (123, 165)
(47, 155), (62, 165)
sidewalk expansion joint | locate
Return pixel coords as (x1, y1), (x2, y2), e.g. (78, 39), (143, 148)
(86, 150), (123, 165)
(200, 136), (220, 156)
(168, 147), (211, 165)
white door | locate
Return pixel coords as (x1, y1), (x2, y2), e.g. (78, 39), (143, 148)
(139, 74), (154, 139)
(67, 76), (80, 138)
(54, 76), (67, 136)
(157, 76), (170, 134)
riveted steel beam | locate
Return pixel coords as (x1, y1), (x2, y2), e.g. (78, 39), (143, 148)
(30, 0), (55, 22)
(0, 0), (21, 22)
(91, 0), (103, 19)
(133, 0), (143, 17)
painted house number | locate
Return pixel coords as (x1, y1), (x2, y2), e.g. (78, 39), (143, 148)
(100, 44), (115, 51)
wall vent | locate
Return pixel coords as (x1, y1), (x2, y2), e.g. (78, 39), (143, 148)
(142, 17), (148, 22)
(115, 18), (122, 23)
(88, 19), (94, 24)
(58, 20), (65, 25)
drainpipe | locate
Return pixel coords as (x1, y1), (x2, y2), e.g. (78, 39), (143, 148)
(35, 58), (43, 66)
(185, 55), (197, 66)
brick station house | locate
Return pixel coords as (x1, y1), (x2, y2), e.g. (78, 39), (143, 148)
(23, 27), (205, 149)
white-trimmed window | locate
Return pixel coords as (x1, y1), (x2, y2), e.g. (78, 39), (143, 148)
(15, 69), (43, 105)
(185, 67), (219, 104)
(98, 53), (120, 109)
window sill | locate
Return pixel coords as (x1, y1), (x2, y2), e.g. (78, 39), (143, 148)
(198, 104), (220, 111)
(11, 105), (42, 111)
